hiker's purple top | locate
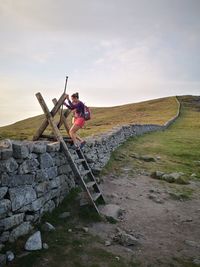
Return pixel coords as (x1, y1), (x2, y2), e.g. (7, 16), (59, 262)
(64, 100), (85, 118)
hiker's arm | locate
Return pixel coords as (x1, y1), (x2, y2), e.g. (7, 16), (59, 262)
(67, 100), (79, 109)
(63, 102), (73, 110)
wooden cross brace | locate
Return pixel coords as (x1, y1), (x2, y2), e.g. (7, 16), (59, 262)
(32, 92), (70, 141)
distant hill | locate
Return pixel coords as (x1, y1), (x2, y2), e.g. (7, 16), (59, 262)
(0, 96), (178, 140)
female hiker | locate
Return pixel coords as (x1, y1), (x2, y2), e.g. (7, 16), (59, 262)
(64, 92), (86, 149)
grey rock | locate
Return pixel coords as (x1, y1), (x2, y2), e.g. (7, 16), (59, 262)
(151, 171), (164, 179)
(6, 251), (15, 262)
(58, 165), (71, 175)
(36, 169), (48, 182)
(129, 153), (139, 159)
(51, 189), (61, 199)
(50, 177), (61, 189)
(99, 204), (122, 220)
(139, 155), (156, 162)
(0, 254), (6, 266)
(59, 212), (71, 219)
(9, 186), (37, 211)
(0, 187), (8, 200)
(148, 194), (164, 204)
(43, 243), (49, 249)
(92, 167), (102, 175)
(46, 167), (58, 180)
(53, 153), (66, 166)
(1, 148), (13, 160)
(25, 231), (42, 251)
(59, 211), (71, 219)
(114, 229), (140, 247)
(191, 173), (197, 178)
(38, 153), (54, 168)
(32, 143), (46, 154)
(0, 199), (11, 218)
(66, 176), (76, 189)
(46, 142), (60, 152)
(0, 139), (12, 149)
(193, 258), (200, 265)
(105, 240), (112, 246)
(25, 215), (35, 222)
(35, 182), (51, 197)
(0, 232), (9, 243)
(162, 172), (188, 184)
(0, 213), (24, 231)
(0, 158), (18, 173)
(82, 227), (89, 233)
(2, 174), (35, 187)
(28, 153), (38, 159)
(0, 140), (13, 160)
(19, 158), (39, 174)
(42, 222), (55, 232)
(12, 143), (29, 159)
(42, 200), (55, 213)
(9, 222), (33, 242)
(111, 193), (119, 198)
(26, 196), (48, 212)
(185, 240), (200, 248)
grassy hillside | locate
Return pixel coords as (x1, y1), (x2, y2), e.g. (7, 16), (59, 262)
(0, 96), (178, 140)
(103, 95), (200, 179)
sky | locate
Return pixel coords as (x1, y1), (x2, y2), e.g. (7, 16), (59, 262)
(0, 0), (200, 126)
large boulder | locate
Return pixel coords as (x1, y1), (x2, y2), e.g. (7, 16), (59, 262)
(9, 186), (37, 211)
(25, 231), (42, 251)
(12, 142), (29, 159)
(114, 229), (140, 247)
(0, 213), (24, 231)
(99, 204), (122, 220)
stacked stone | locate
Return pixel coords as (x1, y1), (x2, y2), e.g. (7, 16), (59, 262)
(0, 112), (180, 246)
(83, 124), (163, 173)
(0, 140), (75, 245)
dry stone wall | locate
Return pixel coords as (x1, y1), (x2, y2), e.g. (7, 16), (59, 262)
(0, 97), (180, 244)
(0, 140), (75, 244)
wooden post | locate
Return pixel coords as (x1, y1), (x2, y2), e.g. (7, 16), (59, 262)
(52, 98), (71, 133)
(35, 92), (100, 214)
(33, 92), (67, 141)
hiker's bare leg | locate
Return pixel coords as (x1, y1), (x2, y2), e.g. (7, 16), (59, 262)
(75, 134), (83, 143)
(69, 124), (83, 145)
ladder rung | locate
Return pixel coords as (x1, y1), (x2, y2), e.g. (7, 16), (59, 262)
(86, 181), (96, 188)
(92, 192), (102, 201)
(75, 158), (86, 164)
(82, 170), (90, 177)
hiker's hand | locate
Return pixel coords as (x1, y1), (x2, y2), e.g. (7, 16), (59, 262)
(66, 94), (69, 100)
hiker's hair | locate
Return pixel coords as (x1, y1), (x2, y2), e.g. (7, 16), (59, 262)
(71, 92), (79, 99)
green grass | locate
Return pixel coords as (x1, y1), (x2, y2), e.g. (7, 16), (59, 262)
(0, 96), (178, 140)
(102, 96), (200, 181)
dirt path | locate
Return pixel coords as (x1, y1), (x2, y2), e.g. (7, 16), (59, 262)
(89, 169), (200, 267)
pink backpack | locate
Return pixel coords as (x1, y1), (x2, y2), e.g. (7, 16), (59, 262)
(84, 105), (91, 120)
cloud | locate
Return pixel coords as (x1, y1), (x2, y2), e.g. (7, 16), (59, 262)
(0, 0), (200, 125)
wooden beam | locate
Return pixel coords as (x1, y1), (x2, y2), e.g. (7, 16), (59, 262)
(52, 98), (71, 133)
(33, 92), (67, 141)
(35, 92), (100, 214)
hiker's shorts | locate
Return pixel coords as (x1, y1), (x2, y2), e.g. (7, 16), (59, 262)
(74, 117), (85, 128)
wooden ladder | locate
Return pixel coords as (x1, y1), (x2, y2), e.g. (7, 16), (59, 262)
(33, 92), (105, 215)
